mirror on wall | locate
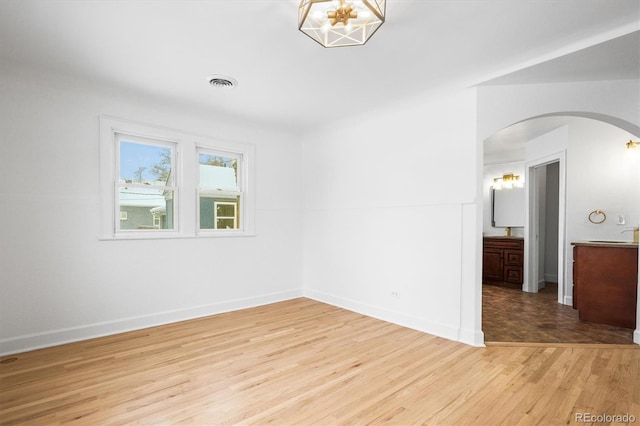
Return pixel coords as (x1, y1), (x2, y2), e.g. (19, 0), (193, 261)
(492, 187), (525, 227)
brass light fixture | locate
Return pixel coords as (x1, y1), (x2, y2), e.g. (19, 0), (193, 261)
(298, 0), (386, 48)
(626, 140), (640, 149)
(493, 173), (523, 190)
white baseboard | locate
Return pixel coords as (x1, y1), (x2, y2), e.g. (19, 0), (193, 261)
(0, 289), (303, 356)
(544, 274), (558, 283)
(458, 327), (486, 347)
(563, 296), (573, 306)
(303, 288), (480, 346)
(635, 329), (640, 345)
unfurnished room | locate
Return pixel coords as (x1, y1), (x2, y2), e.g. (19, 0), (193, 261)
(1, 1), (639, 424)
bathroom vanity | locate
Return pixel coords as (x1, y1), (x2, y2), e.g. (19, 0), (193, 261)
(572, 241), (638, 329)
(482, 236), (524, 288)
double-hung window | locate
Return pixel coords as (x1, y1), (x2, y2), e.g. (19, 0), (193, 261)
(197, 148), (243, 232)
(116, 135), (177, 233)
(100, 116), (254, 239)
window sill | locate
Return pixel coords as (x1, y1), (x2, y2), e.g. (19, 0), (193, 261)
(99, 231), (256, 241)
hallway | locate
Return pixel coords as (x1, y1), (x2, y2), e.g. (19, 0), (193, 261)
(483, 283), (635, 344)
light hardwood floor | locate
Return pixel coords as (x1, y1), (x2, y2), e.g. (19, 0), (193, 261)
(1, 298), (639, 425)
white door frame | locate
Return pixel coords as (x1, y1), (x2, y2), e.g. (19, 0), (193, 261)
(524, 151), (567, 304)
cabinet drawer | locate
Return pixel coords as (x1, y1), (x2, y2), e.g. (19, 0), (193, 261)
(504, 249), (523, 265)
(505, 266), (523, 283)
(572, 246), (578, 308)
(484, 239), (523, 249)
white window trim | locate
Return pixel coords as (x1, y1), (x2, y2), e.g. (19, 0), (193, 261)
(114, 133), (178, 235)
(196, 145), (247, 236)
(99, 116), (255, 240)
(213, 201), (238, 230)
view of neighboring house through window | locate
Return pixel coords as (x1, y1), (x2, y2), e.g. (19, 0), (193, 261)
(198, 149), (241, 230)
(214, 202), (237, 229)
(117, 136), (176, 232)
(100, 116), (254, 239)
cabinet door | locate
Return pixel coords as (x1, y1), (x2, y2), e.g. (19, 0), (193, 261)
(572, 246), (578, 309)
(482, 249), (503, 281)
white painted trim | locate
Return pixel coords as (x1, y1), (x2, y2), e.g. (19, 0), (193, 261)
(303, 289), (484, 347)
(523, 165), (538, 293)
(461, 202), (485, 347)
(0, 290), (303, 356)
(525, 151), (567, 305)
(564, 296), (573, 307)
(458, 327), (485, 348)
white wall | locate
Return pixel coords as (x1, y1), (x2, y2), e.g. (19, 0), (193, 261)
(302, 89), (483, 345)
(0, 69), (304, 355)
(565, 118), (640, 273)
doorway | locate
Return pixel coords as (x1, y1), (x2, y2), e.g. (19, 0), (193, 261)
(525, 157), (563, 303)
(530, 161), (559, 294)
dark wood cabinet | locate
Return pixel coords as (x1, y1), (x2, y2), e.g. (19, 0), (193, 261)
(482, 237), (524, 288)
(572, 243), (638, 329)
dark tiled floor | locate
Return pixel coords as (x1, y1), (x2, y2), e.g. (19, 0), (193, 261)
(482, 283), (635, 344)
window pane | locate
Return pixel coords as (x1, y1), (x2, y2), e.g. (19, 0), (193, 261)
(119, 187), (174, 230)
(199, 196), (239, 230)
(120, 140), (172, 185)
(216, 218), (236, 229)
(199, 153), (238, 191)
(216, 203), (235, 217)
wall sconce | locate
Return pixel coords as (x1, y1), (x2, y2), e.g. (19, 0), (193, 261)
(626, 140), (640, 150)
(493, 173), (523, 190)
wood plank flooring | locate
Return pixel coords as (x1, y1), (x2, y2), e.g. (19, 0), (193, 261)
(1, 298), (639, 425)
(483, 283), (635, 344)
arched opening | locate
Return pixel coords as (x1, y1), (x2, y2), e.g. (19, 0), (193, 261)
(481, 113), (640, 344)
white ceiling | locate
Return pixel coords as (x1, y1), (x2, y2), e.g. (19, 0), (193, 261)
(0, 0), (638, 133)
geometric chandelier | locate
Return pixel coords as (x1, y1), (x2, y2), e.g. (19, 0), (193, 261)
(298, 0), (386, 48)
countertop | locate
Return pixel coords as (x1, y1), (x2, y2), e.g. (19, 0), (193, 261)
(571, 241), (638, 248)
(483, 235), (524, 240)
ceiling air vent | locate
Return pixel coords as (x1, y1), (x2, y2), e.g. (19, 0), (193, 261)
(208, 75), (238, 89)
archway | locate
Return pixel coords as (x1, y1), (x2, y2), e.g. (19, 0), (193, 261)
(480, 112), (640, 344)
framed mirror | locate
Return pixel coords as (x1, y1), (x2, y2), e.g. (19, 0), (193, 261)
(491, 187), (525, 227)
